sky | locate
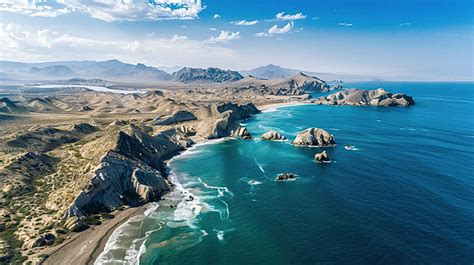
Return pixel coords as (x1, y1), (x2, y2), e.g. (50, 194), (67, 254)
(0, 0), (473, 80)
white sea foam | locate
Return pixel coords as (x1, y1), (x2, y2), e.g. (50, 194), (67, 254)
(254, 158), (265, 175)
(213, 228), (235, 241)
(167, 137), (231, 165)
(144, 202), (159, 216)
(95, 214), (148, 265)
(170, 175), (203, 228)
(198, 178), (234, 197)
(216, 230), (225, 241)
(262, 107), (278, 113)
(248, 180), (262, 185)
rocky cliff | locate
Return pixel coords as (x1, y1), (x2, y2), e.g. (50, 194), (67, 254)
(313, 88), (415, 107)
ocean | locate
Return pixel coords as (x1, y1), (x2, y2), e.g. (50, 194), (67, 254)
(95, 82), (474, 265)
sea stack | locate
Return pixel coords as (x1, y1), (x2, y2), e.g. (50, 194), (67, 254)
(275, 173), (297, 181)
(261, 131), (287, 141)
(314, 151), (330, 163)
(232, 126), (253, 139)
(292, 128), (335, 147)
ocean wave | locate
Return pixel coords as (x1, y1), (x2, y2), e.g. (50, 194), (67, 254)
(213, 228), (235, 242)
(94, 213), (152, 265)
(198, 178), (234, 197)
(170, 174), (204, 228)
(167, 137), (231, 165)
(262, 107), (278, 113)
(254, 158), (265, 175)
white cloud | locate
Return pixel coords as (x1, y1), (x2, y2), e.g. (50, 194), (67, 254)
(256, 21), (294, 37)
(233, 20), (258, 26)
(400, 22), (412, 26)
(275, 12), (306, 21)
(0, 23), (240, 67)
(0, 0), (204, 22)
(269, 21), (294, 34)
(213, 14), (221, 19)
(337, 23), (353, 27)
(0, 1), (71, 17)
(207, 31), (240, 43)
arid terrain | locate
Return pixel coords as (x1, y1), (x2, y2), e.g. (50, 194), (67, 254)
(0, 70), (331, 264)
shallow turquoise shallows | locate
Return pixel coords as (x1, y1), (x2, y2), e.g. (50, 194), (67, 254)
(96, 82), (474, 265)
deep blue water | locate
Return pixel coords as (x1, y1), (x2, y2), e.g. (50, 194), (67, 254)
(96, 82), (474, 265)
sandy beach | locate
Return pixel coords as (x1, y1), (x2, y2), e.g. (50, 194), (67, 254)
(42, 205), (147, 265)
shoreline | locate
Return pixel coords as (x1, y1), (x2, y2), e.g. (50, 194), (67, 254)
(257, 101), (311, 111)
(42, 205), (147, 265)
(43, 99), (306, 264)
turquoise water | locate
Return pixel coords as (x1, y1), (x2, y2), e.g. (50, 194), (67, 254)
(97, 82), (474, 264)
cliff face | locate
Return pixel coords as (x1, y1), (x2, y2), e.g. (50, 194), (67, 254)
(67, 126), (185, 217)
(66, 102), (259, 217)
(195, 102), (260, 139)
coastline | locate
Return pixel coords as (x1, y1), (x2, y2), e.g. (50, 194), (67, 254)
(42, 205), (147, 265)
(257, 101), (311, 111)
(43, 100), (305, 264)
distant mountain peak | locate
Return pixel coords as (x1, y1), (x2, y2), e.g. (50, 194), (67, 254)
(28, 65), (77, 78)
(172, 67), (243, 83)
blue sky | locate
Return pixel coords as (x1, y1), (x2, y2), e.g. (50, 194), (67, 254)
(0, 0), (472, 79)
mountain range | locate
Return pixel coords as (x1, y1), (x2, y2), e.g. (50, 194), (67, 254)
(0, 59), (379, 83)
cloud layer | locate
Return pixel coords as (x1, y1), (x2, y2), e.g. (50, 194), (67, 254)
(0, 0), (204, 21)
(0, 22), (239, 67)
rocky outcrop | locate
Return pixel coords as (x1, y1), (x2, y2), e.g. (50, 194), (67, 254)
(177, 125), (196, 136)
(109, 119), (128, 126)
(261, 131), (287, 141)
(275, 173), (297, 181)
(313, 88), (415, 107)
(154, 110), (197, 125)
(69, 123), (97, 134)
(232, 126), (252, 139)
(0, 97), (27, 113)
(63, 217), (87, 232)
(23, 233), (55, 249)
(315, 151), (329, 163)
(292, 128), (335, 147)
(172, 67), (244, 83)
(195, 102), (259, 139)
(80, 105), (93, 111)
(66, 126), (189, 217)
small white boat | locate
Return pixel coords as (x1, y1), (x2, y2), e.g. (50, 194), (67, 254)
(344, 145), (353, 150)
